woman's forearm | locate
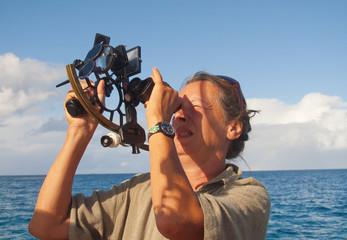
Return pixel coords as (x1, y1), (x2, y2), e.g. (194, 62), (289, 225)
(149, 133), (203, 239)
(29, 128), (93, 238)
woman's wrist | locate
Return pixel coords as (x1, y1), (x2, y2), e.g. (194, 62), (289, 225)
(66, 126), (95, 142)
(147, 118), (163, 129)
(146, 112), (173, 129)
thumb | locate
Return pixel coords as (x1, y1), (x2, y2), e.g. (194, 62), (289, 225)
(151, 68), (164, 85)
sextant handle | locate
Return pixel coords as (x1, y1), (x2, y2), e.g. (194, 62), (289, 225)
(65, 98), (86, 117)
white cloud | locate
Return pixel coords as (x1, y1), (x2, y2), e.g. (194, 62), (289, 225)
(0, 53), (66, 175)
(248, 93), (347, 125)
(0, 53), (63, 89)
(242, 93), (347, 170)
(0, 53), (65, 118)
(248, 93), (347, 150)
(0, 87), (54, 117)
(0, 52), (346, 174)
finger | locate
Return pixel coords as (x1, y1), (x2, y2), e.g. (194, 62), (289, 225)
(97, 80), (105, 105)
(151, 68), (164, 85)
(65, 90), (76, 102)
(80, 79), (95, 89)
(162, 81), (171, 88)
(174, 96), (183, 113)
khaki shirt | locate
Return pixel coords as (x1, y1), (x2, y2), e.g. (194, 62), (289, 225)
(69, 164), (270, 240)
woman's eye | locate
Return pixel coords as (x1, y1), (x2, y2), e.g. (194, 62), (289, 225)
(190, 99), (213, 109)
(192, 103), (202, 107)
(191, 101), (204, 108)
(192, 103), (212, 110)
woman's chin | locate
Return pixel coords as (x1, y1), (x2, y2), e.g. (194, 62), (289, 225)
(174, 138), (196, 155)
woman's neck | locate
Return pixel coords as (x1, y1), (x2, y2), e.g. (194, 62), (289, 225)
(178, 153), (226, 191)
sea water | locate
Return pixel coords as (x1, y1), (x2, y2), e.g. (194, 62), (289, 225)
(0, 170), (346, 239)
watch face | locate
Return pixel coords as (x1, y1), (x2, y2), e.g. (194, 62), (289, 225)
(161, 123), (175, 136)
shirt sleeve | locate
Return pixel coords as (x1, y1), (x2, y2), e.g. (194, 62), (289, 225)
(69, 178), (132, 240)
(198, 178), (270, 240)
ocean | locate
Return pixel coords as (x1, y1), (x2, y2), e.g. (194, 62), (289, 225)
(0, 169), (346, 239)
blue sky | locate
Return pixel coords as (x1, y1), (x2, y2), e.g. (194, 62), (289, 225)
(0, 0), (346, 174)
(2, 0), (346, 101)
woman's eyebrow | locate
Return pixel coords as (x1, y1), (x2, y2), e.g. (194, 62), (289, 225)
(189, 97), (213, 108)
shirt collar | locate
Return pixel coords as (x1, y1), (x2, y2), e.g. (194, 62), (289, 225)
(197, 163), (242, 192)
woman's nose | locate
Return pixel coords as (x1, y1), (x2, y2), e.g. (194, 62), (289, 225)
(173, 96), (192, 123)
(173, 108), (186, 122)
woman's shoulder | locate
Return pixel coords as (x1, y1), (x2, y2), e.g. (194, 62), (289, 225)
(201, 164), (270, 206)
(124, 172), (151, 186)
(234, 176), (267, 190)
(226, 164), (268, 193)
(109, 172), (151, 197)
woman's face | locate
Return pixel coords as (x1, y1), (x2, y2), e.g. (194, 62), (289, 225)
(173, 81), (233, 160)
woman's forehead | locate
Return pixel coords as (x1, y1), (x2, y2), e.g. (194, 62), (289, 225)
(179, 81), (218, 97)
(179, 80), (225, 115)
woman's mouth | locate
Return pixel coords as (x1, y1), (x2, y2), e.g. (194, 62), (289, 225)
(175, 127), (194, 138)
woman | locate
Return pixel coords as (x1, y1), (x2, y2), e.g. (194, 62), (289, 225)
(29, 68), (270, 240)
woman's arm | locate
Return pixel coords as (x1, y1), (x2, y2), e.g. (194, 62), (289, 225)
(29, 82), (104, 239)
(146, 69), (204, 240)
(28, 128), (94, 239)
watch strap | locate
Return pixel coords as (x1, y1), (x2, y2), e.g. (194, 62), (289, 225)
(148, 122), (175, 140)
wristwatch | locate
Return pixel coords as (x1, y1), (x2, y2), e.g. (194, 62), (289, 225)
(148, 122), (175, 139)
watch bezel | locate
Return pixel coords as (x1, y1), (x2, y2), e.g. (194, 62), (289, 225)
(160, 122), (175, 137)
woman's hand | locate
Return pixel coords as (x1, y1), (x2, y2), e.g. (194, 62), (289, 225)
(64, 80), (105, 136)
(145, 68), (181, 128)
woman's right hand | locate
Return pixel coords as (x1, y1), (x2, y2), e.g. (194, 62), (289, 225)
(145, 68), (182, 128)
(64, 79), (105, 137)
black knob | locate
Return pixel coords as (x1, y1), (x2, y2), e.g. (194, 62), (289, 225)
(65, 98), (86, 117)
(128, 77), (154, 104)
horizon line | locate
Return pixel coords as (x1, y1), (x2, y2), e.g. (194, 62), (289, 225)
(1, 167), (347, 177)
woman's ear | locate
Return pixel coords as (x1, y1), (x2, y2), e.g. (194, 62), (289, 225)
(226, 121), (242, 140)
